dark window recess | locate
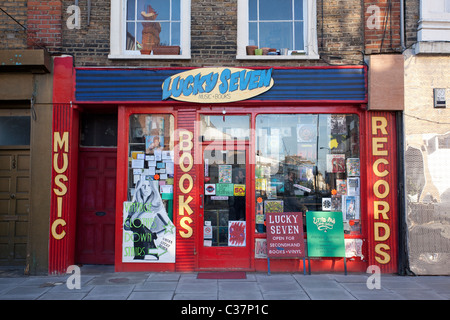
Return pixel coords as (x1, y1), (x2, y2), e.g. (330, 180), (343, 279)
(80, 113), (118, 147)
(0, 116), (31, 146)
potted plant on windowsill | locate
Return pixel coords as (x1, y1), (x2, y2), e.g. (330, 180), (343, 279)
(153, 45), (180, 55)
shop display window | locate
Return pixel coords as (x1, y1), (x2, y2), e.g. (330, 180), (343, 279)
(255, 114), (361, 235)
(127, 114), (175, 221)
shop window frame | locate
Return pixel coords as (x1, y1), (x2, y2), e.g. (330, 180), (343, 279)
(109, 0), (191, 60)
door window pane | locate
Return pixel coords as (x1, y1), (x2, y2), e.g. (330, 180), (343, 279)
(80, 113), (117, 147)
(200, 115), (250, 141)
(203, 149), (246, 247)
(255, 114), (361, 236)
(0, 116), (30, 146)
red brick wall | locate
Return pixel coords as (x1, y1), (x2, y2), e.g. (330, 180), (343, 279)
(364, 0), (403, 54)
(27, 0), (62, 53)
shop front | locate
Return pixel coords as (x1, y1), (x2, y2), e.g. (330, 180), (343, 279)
(49, 57), (399, 274)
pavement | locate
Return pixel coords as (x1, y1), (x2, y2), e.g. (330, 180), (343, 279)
(0, 265), (449, 301)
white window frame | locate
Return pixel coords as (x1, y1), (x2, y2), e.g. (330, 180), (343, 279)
(237, 0), (319, 60)
(418, 0), (450, 42)
(109, 0), (191, 60)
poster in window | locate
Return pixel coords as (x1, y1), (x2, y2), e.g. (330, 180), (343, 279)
(264, 200), (283, 213)
(122, 178), (176, 263)
(347, 177), (360, 196)
(297, 124), (316, 143)
(336, 179), (347, 195)
(218, 165), (232, 183)
(228, 221), (246, 246)
(327, 154), (346, 173)
(343, 195), (360, 220)
(330, 115), (347, 134)
(331, 195), (342, 211)
(145, 135), (164, 154)
(346, 158), (360, 176)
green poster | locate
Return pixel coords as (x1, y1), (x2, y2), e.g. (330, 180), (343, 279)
(306, 211), (345, 257)
(215, 183), (234, 196)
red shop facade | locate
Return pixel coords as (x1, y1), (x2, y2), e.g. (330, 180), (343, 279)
(49, 56), (399, 274)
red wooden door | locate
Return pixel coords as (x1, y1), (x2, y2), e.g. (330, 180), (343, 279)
(75, 148), (117, 264)
(198, 143), (252, 270)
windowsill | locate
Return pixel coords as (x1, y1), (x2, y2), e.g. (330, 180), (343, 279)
(108, 54), (191, 60)
(236, 54), (320, 60)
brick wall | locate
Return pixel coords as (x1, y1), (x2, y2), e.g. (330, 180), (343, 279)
(364, 0), (402, 54)
(0, 0), (28, 49)
(0, 1), (407, 66)
(59, 0), (372, 67)
(27, 1), (63, 53)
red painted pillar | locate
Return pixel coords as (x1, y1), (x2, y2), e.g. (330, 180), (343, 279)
(49, 56), (78, 274)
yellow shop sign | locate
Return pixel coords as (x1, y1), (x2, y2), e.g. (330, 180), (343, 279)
(162, 67), (274, 103)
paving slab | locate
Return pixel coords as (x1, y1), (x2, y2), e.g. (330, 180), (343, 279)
(174, 293), (218, 300)
(134, 281), (178, 291)
(0, 286), (51, 300)
(82, 284), (134, 300)
(176, 281), (218, 294)
(128, 291), (174, 300)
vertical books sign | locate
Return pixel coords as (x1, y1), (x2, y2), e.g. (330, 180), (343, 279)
(266, 212), (305, 258)
(306, 211), (345, 258)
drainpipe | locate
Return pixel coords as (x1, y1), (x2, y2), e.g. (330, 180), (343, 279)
(400, 0), (406, 50)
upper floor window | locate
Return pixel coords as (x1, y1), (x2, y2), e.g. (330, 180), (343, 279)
(237, 0), (318, 60)
(109, 0), (191, 59)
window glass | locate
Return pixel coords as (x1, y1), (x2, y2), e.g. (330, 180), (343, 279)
(128, 114), (175, 222)
(248, 0), (305, 51)
(125, 0), (181, 53)
(255, 114), (361, 236)
(0, 116), (30, 146)
(80, 113), (117, 147)
(200, 115), (250, 141)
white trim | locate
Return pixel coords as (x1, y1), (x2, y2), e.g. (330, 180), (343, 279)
(237, 0), (318, 60)
(109, 0), (191, 60)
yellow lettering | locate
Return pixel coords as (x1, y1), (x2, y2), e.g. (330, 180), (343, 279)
(53, 174), (69, 197)
(178, 195), (193, 215)
(179, 130), (193, 151)
(373, 179), (389, 199)
(53, 153), (68, 173)
(373, 158), (389, 177)
(179, 152), (193, 173)
(53, 132), (69, 152)
(375, 243), (391, 264)
(51, 218), (67, 240)
(54, 174), (68, 196)
(374, 222), (391, 241)
(179, 173), (193, 194)
(179, 217), (193, 238)
(372, 116), (388, 135)
(374, 201), (390, 220)
(372, 137), (388, 156)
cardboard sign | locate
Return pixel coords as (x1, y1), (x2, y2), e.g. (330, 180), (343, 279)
(306, 211), (345, 257)
(233, 184), (246, 196)
(266, 212), (305, 258)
